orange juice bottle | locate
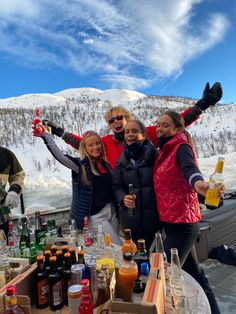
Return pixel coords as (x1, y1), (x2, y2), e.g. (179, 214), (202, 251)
(205, 157), (224, 207)
(122, 228), (137, 255)
(118, 252), (138, 288)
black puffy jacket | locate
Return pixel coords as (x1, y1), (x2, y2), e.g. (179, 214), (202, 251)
(113, 139), (160, 235)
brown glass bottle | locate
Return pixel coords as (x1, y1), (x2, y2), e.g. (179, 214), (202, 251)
(44, 250), (51, 274)
(69, 247), (77, 265)
(56, 250), (65, 274)
(63, 252), (72, 305)
(77, 247), (85, 265)
(94, 273), (110, 308)
(62, 245), (68, 257)
(2, 285), (25, 314)
(35, 256), (49, 309)
(50, 245), (57, 256)
(48, 256), (64, 311)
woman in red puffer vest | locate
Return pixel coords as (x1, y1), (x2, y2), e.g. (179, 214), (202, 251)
(153, 110), (222, 314)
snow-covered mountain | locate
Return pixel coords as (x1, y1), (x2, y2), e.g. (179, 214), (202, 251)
(0, 88), (235, 212)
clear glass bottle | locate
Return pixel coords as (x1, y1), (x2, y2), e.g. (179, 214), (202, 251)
(118, 252), (138, 288)
(122, 228), (137, 255)
(205, 156), (224, 207)
(170, 248), (185, 299)
(132, 279), (144, 304)
(96, 233), (115, 274)
(154, 232), (167, 263)
(19, 217), (30, 248)
(7, 221), (16, 248)
(2, 284), (25, 314)
(83, 216), (93, 247)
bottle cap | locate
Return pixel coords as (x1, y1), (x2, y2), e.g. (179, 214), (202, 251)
(6, 285), (17, 296)
(140, 262), (149, 275)
(104, 233), (111, 246)
(123, 251), (133, 261)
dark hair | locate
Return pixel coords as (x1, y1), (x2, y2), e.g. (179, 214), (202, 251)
(125, 119), (146, 136)
(162, 111), (185, 132)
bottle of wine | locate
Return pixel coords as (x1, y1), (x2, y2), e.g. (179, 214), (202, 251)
(205, 157), (225, 207)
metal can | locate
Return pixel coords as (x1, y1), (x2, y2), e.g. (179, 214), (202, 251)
(68, 284), (82, 314)
(86, 259), (98, 302)
(71, 264), (86, 285)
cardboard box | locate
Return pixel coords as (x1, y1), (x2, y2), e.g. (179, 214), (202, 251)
(0, 262), (37, 312)
(111, 253), (165, 314)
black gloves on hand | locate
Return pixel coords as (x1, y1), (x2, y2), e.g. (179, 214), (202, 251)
(42, 119), (64, 137)
(196, 82), (223, 111)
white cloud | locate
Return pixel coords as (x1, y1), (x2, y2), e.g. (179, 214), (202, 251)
(0, 0), (230, 89)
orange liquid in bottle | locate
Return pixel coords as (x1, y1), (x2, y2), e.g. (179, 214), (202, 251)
(118, 265), (138, 288)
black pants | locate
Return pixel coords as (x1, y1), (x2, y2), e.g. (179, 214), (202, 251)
(131, 229), (156, 251)
(163, 222), (221, 314)
(0, 221), (9, 241)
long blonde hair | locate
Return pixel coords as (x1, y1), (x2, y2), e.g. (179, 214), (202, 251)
(79, 131), (108, 185)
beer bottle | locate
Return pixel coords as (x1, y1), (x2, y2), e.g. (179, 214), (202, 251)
(19, 217), (30, 248)
(50, 245), (57, 256)
(34, 211), (42, 245)
(29, 242), (37, 264)
(55, 250), (65, 274)
(94, 273), (110, 308)
(128, 183), (136, 216)
(62, 245), (68, 257)
(48, 256), (64, 311)
(35, 256), (49, 309)
(44, 250), (51, 274)
(205, 157), (225, 207)
(77, 247), (85, 265)
(69, 247), (77, 265)
(63, 252), (72, 305)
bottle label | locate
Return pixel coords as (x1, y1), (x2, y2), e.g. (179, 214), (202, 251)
(52, 281), (63, 306)
(37, 279), (49, 305)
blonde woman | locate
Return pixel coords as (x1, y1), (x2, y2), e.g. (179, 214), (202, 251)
(34, 128), (122, 245)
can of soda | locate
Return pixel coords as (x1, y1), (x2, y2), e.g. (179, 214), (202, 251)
(68, 284), (82, 314)
(71, 264), (86, 285)
(86, 259), (97, 302)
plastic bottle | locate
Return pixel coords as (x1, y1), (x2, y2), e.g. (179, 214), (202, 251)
(122, 228), (137, 255)
(79, 286), (94, 314)
(33, 108), (41, 136)
(118, 252), (138, 288)
(205, 156), (225, 207)
(2, 284), (25, 314)
(35, 256), (49, 309)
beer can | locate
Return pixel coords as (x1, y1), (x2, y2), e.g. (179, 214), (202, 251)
(86, 259), (97, 302)
(68, 284), (82, 314)
(71, 264), (86, 285)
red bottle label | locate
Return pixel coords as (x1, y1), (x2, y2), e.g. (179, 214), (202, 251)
(37, 279), (49, 305)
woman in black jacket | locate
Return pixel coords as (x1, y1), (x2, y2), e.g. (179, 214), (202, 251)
(113, 120), (160, 249)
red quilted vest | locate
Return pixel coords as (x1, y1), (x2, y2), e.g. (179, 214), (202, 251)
(153, 133), (201, 224)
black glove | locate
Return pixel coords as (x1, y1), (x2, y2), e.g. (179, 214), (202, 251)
(196, 82), (223, 111)
(42, 119), (64, 137)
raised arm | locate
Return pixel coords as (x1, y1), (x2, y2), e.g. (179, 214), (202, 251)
(43, 119), (82, 150)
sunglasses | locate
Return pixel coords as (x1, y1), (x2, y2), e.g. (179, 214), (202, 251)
(108, 115), (124, 124)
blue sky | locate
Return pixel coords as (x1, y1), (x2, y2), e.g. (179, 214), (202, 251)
(0, 0), (235, 103)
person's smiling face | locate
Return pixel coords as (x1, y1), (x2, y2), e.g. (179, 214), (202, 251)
(125, 121), (145, 145)
(108, 110), (127, 133)
(84, 134), (102, 158)
(156, 114), (179, 137)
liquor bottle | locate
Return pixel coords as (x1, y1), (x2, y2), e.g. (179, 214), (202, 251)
(19, 217), (30, 248)
(118, 252), (138, 288)
(128, 183), (136, 216)
(69, 247), (77, 265)
(94, 273), (110, 308)
(83, 216), (93, 247)
(139, 262), (149, 289)
(170, 248), (185, 299)
(33, 108), (41, 136)
(2, 284), (25, 314)
(70, 219), (77, 237)
(35, 256), (49, 309)
(63, 252), (72, 305)
(50, 245), (57, 256)
(48, 256), (64, 311)
(133, 239), (150, 276)
(79, 286), (94, 314)
(132, 279), (144, 304)
(96, 233), (115, 274)
(55, 250), (65, 274)
(122, 228), (137, 255)
(34, 211), (42, 245)
(205, 157), (225, 207)
(77, 247), (85, 265)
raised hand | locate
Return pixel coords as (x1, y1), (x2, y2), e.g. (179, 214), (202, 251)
(42, 119), (64, 137)
(196, 82), (223, 111)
